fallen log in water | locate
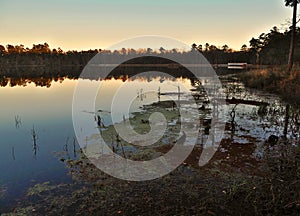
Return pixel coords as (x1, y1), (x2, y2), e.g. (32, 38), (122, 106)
(226, 98), (269, 106)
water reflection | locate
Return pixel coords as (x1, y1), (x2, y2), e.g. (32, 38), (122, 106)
(0, 76), (66, 88)
(63, 137), (70, 160)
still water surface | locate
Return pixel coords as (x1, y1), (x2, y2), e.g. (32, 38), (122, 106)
(0, 77), (193, 210)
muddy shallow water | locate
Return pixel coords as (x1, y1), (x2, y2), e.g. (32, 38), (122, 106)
(80, 75), (299, 178)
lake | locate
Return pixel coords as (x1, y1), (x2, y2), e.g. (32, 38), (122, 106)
(0, 76), (196, 211)
(0, 75), (299, 212)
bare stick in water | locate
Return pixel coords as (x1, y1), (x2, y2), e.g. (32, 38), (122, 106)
(14, 115), (22, 128)
(31, 125), (38, 159)
(116, 134), (126, 159)
(64, 137), (70, 159)
(73, 137), (77, 158)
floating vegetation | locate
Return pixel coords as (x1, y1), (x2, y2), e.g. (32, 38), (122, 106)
(127, 149), (162, 161)
(97, 101), (182, 160)
(27, 182), (57, 197)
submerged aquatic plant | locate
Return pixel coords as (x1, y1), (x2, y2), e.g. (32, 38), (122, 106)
(27, 182), (56, 197)
(0, 185), (7, 199)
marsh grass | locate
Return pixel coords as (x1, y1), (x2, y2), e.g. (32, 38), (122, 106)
(239, 68), (300, 104)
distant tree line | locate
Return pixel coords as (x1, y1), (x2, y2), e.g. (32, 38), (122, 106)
(192, 26), (300, 66)
(0, 26), (299, 80)
(0, 43), (99, 78)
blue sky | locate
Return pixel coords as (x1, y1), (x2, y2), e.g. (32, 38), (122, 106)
(0, 0), (294, 51)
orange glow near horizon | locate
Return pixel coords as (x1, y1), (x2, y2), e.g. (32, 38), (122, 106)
(0, 0), (293, 51)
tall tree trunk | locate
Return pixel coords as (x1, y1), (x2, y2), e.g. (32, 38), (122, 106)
(287, 0), (298, 73)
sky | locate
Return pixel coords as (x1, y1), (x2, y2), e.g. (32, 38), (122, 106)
(0, 0), (294, 51)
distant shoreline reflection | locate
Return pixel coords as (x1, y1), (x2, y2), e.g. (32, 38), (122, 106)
(0, 75), (199, 88)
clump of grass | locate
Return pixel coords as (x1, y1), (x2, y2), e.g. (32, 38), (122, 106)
(239, 68), (284, 92)
(252, 142), (300, 215)
(280, 70), (300, 104)
(206, 141), (300, 215)
(239, 68), (300, 104)
(128, 149), (162, 161)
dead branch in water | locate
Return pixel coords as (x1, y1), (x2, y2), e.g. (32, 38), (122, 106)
(14, 115), (22, 128)
(31, 125), (38, 159)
